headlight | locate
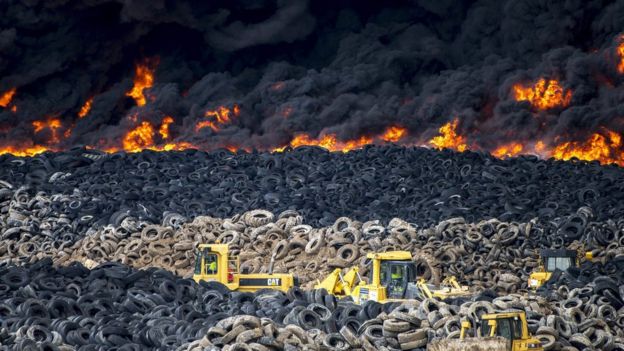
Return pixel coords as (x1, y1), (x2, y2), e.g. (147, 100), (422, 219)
(529, 279), (538, 287)
(527, 342), (541, 348)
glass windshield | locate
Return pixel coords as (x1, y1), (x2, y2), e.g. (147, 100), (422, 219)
(480, 318), (517, 340)
(387, 264), (406, 298)
(381, 261), (415, 298)
(194, 251), (202, 274)
(545, 257), (574, 271)
(511, 318), (523, 339)
(497, 319), (512, 340)
(205, 253), (218, 274)
(481, 319), (492, 337)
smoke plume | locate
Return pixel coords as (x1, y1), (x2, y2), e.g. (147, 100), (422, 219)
(1, 0), (624, 163)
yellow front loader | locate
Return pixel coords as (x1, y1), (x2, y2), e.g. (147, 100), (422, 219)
(192, 244), (297, 292)
(527, 248), (592, 289)
(315, 250), (471, 304)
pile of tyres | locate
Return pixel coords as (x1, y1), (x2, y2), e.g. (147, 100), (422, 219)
(1, 258), (623, 350)
(1, 145), (623, 228)
(2, 147), (624, 350)
(2, 178), (621, 292)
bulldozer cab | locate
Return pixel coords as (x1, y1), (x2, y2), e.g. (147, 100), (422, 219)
(342, 251), (423, 303)
(317, 250), (471, 304)
(438, 312), (542, 351)
(480, 316), (523, 340)
(540, 249), (577, 272)
(375, 260), (417, 299)
(470, 311), (543, 351)
(528, 248), (592, 289)
(193, 244), (240, 285)
(195, 251), (219, 275)
(193, 243), (297, 292)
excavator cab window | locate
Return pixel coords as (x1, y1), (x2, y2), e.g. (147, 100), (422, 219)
(511, 317), (523, 339)
(204, 253), (218, 275)
(377, 264), (390, 285)
(480, 317), (522, 342)
(194, 250), (202, 274)
(544, 256), (574, 272)
(380, 261), (416, 298)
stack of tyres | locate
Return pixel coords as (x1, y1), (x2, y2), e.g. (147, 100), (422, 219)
(1, 146), (623, 228)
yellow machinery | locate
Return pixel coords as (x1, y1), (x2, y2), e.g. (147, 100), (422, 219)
(192, 244), (297, 292)
(451, 310), (544, 351)
(315, 251), (471, 304)
(527, 248), (592, 289)
(416, 276), (470, 300)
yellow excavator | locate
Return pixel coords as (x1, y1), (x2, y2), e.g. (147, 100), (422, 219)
(192, 244), (297, 292)
(315, 251), (471, 304)
(527, 248), (592, 289)
(429, 310), (543, 351)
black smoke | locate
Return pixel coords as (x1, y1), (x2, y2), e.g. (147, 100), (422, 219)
(1, 0), (624, 152)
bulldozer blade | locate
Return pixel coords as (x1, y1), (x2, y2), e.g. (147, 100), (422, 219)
(427, 337), (508, 351)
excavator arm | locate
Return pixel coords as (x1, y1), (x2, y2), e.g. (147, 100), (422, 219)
(416, 278), (434, 299)
(315, 267), (361, 296)
(441, 276), (461, 289)
(416, 276), (470, 300)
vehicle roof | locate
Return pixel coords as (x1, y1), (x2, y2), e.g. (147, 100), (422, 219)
(366, 251), (412, 260)
(481, 310), (526, 319)
(540, 249), (577, 258)
(196, 243), (229, 252)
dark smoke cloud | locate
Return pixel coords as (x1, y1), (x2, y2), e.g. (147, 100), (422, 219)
(1, 0), (624, 153)
(205, 0), (316, 51)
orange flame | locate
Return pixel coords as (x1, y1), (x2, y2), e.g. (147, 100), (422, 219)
(343, 135), (374, 152)
(271, 82), (285, 91)
(0, 88), (16, 108)
(381, 125), (407, 142)
(120, 118), (193, 153)
(281, 106), (293, 118)
(32, 118), (63, 144)
(513, 78), (572, 110)
(274, 124), (409, 152)
(126, 59), (158, 106)
(551, 129), (624, 166)
(196, 105), (240, 132)
(78, 97), (93, 118)
(0, 145), (49, 157)
(273, 134), (372, 153)
(535, 141), (546, 153)
(161, 142), (194, 151)
(492, 142), (524, 158)
(159, 116), (174, 139)
(123, 121), (154, 152)
(0, 117), (65, 156)
(102, 146), (121, 153)
(617, 35), (624, 74)
(429, 119), (467, 152)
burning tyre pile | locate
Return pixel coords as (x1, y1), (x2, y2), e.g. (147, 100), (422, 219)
(1, 147), (624, 350)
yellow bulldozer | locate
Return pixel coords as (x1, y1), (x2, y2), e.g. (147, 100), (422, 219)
(192, 243), (297, 292)
(428, 310), (543, 351)
(527, 248), (592, 289)
(315, 250), (471, 304)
